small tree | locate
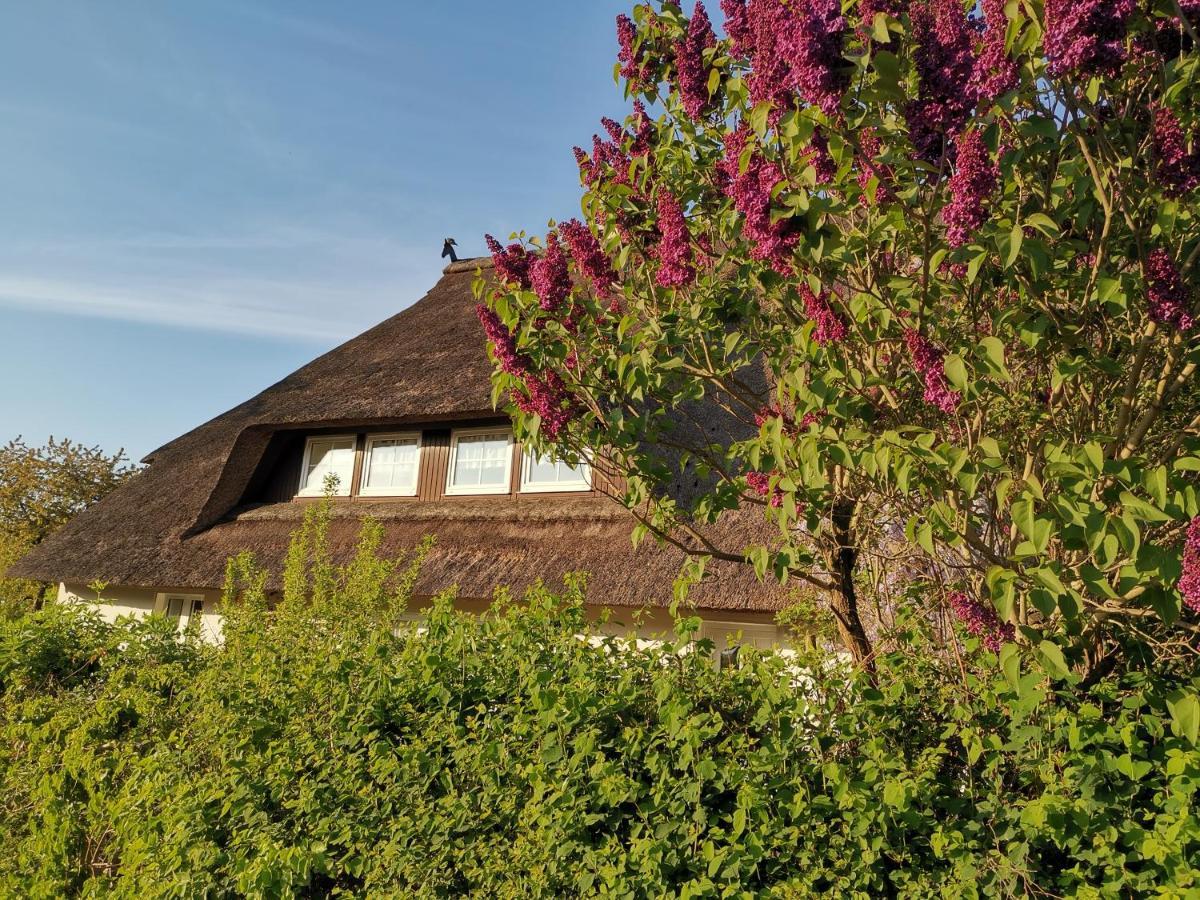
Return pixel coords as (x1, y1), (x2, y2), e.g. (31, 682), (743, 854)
(479, 0), (1200, 671)
(0, 437), (134, 614)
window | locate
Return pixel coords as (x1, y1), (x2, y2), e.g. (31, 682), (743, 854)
(360, 433), (421, 496)
(520, 449), (591, 493)
(446, 428), (513, 495)
(157, 593), (205, 631)
(298, 435), (356, 496)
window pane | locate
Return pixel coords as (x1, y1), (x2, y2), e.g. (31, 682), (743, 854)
(365, 438), (419, 491)
(524, 451), (589, 488)
(527, 454), (561, 484)
(303, 438), (355, 493)
(451, 434), (509, 489)
(165, 597), (184, 619)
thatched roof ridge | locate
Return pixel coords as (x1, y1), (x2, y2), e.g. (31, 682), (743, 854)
(10, 256), (787, 612)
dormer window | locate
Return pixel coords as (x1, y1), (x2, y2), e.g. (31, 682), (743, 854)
(298, 435), (355, 496)
(360, 432), (421, 497)
(445, 427), (513, 495)
(520, 449), (591, 493)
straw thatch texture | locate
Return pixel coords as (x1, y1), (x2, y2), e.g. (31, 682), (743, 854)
(10, 259), (787, 611)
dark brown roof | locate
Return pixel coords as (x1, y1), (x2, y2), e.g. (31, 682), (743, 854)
(10, 259), (786, 612)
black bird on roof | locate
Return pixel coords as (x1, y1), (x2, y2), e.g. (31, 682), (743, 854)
(441, 238), (458, 263)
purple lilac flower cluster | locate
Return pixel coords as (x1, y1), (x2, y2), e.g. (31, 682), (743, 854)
(745, 470), (785, 507)
(630, 101), (656, 156)
(617, 14), (652, 89)
(905, 328), (961, 414)
(720, 0), (849, 119)
(485, 235), (532, 290)
(942, 129), (999, 248)
(1179, 517), (1200, 615)
(969, 0), (1018, 104)
(529, 233), (572, 313)
(805, 129), (838, 183)
(476, 305), (577, 440)
(653, 191), (696, 288)
(674, 2), (717, 120)
(787, 0), (850, 117)
(859, 0), (901, 25)
(801, 285), (848, 345)
(1150, 0), (1200, 58)
(1146, 249), (1196, 332)
(1043, 0), (1137, 78)
(718, 125), (800, 273)
(1153, 107), (1200, 198)
(905, 0), (978, 162)
(948, 590), (1014, 652)
(573, 130), (632, 189)
(754, 402), (796, 433)
(560, 219), (618, 301)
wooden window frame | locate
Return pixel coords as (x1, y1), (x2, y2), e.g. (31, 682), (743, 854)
(297, 434), (356, 497)
(155, 592), (206, 630)
(359, 432), (423, 497)
(444, 427), (514, 496)
(519, 448), (592, 493)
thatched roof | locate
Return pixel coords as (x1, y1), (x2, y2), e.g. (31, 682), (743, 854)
(10, 259), (787, 612)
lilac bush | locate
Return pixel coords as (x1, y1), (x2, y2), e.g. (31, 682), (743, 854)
(479, 1), (1200, 673)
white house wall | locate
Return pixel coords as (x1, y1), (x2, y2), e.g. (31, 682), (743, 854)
(57, 582), (784, 652)
(58, 582), (225, 643)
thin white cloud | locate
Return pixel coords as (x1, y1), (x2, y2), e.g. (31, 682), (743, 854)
(0, 226), (445, 342)
(0, 275), (373, 341)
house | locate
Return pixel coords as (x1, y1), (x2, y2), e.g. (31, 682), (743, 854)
(9, 258), (790, 648)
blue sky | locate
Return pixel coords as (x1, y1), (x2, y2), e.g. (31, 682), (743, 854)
(0, 1), (630, 460)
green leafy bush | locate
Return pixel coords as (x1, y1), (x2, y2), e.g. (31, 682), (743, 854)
(1, 512), (1197, 897)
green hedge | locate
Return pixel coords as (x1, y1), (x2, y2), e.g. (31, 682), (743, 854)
(2, 580), (1198, 898)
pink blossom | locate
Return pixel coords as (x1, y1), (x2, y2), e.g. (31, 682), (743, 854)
(590, 133), (632, 186)
(905, 0), (978, 162)
(1152, 106), (1200, 197)
(477, 304), (531, 380)
(631, 101), (655, 156)
(601, 116), (625, 144)
(942, 129), (999, 248)
(720, 0), (849, 120)
(1179, 517), (1200, 615)
(560, 219), (618, 299)
(1146, 248), (1196, 332)
(1043, 0), (1137, 78)
(905, 328), (961, 414)
(755, 403), (796, 433)
(799, 409), (825, 428)
(746, 470), (785, 507)
(970, 0), (1018, 104)
(653, 191), (696, 288)
(674, 2), (717, 120)
(787, 0), (850, 117)
(485, 235), (532, 290)
(859, 0), (902, 26)
(529, 233), (572, 313)
(512, 369), (577, 440)
(806, 128), (837, 183)
(801, 285), (848, 345)
(1151, 0), (1200, 58)
(721, 0), (752, 53)
(948, 590), (1013, 652)
(477, 305), (577, 440)
(718, 125), (800, 273)
(617, 14), (651, 89)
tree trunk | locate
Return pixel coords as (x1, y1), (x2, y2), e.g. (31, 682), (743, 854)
(829, 498), (874, 671)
